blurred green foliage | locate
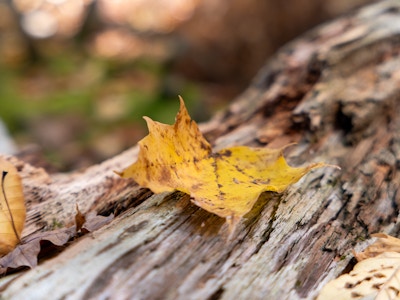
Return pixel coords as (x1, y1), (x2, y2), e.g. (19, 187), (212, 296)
(0, 54), (199, 130)
(0, 46), (201, 170)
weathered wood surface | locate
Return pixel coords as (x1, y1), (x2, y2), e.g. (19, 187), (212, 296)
(1, 0), (400, 299)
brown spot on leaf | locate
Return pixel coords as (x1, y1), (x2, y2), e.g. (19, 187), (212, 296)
(191, 183), (203, 191)
(345, 282), (355, 289)
(372, 283), (383, 290)
(146, 171), (150, 182)
(373, 272), (386, 278)
(221, 150), (232, 157)
(252, 179), (270, 185)
(159, 166), (171, 183)
(351, 292), (363, 298)
(200, 141), (211, 151)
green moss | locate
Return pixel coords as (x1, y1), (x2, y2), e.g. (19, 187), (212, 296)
(51, 218), (64, 229)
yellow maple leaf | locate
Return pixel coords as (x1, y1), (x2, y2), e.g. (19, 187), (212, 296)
(118, 97), (329, 232)
(0, 158), (26, 256)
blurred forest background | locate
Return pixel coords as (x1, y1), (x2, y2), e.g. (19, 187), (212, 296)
(0, 0), (374, 171)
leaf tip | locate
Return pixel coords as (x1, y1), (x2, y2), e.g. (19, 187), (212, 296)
(75, 203), (86, 233)
(177, 96), (188, 116)
(143, 116), (154, 126)
(178, 95), (185, 106)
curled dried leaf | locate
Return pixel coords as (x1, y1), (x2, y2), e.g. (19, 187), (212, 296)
(318, 252), (400, 300)
(0, 158), (26, 256)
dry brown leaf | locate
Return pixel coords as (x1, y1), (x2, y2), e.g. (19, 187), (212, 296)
(118, 97), (334, 232)
(81, 212), (114, 233)
(0, 158), (26, 256)
(318, 234), (400, 299)
(75, 203), (86, 233)
(0, 227), (75, 274)
(0, 212), (113, 275)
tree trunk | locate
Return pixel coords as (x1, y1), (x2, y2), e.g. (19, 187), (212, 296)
(1, 0), (400, 299)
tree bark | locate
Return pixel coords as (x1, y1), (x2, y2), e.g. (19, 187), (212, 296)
(1, 0), (400, 299)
